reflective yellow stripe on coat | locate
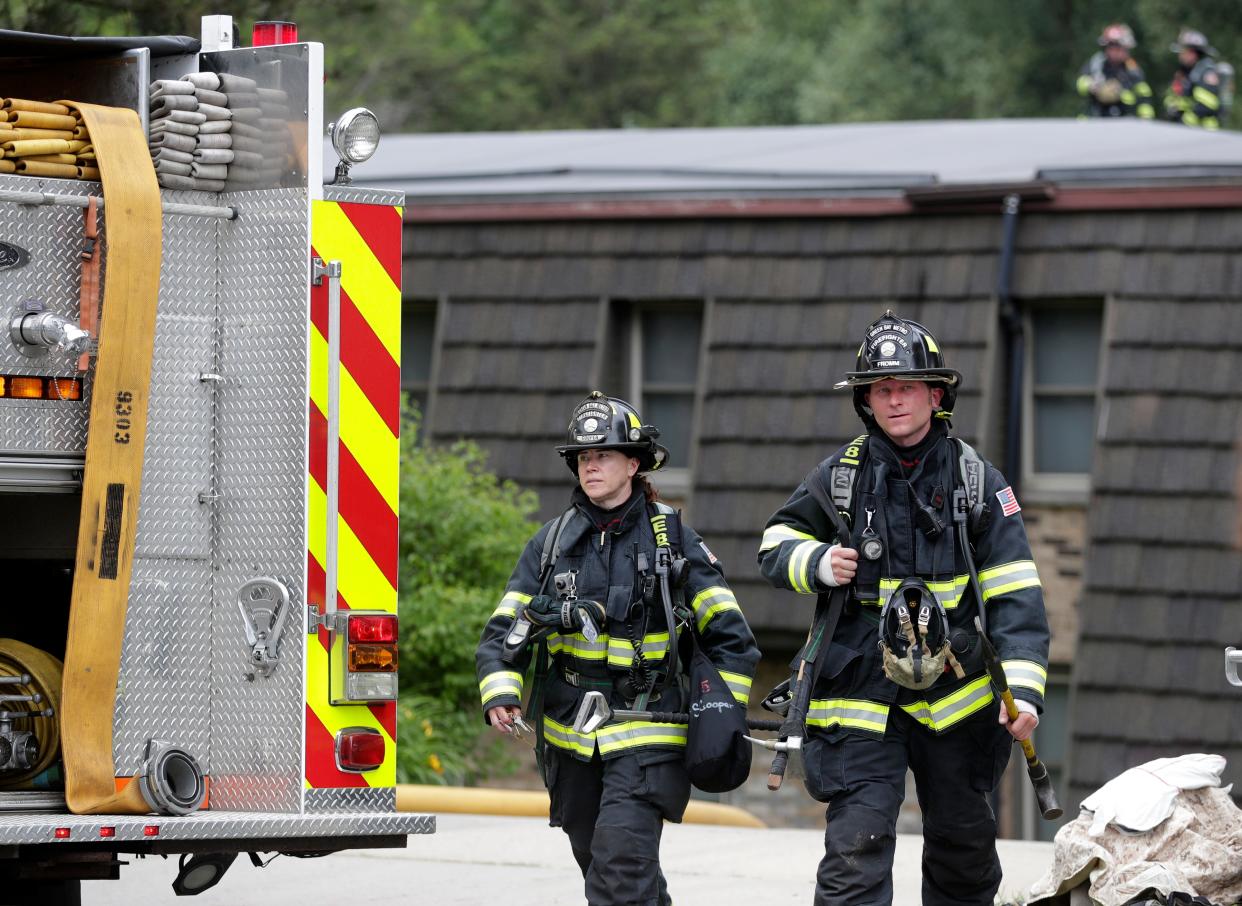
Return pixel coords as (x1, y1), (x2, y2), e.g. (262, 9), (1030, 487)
(901, 675), (994, 733)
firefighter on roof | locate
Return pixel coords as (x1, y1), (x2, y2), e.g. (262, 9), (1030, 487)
(1165, 28), (1226, 129)
(757, 312), (1050, 906)
(1078, 23), (1155, 119)
(477, 391), (759, 906)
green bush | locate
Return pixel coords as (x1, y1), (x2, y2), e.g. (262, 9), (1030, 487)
(395, 692), (519, 786)
(396, 408), (541, 784)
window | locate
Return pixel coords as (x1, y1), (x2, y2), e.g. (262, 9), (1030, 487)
(401, 300), (436, 419)
(610, 303), (703, 503)
(1023, 301), (1103, 499)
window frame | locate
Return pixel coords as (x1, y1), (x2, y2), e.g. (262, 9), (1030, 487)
(400, 298), (438, 410)
(624, 302), (704, 503)
(1020, 300), (1105, 503)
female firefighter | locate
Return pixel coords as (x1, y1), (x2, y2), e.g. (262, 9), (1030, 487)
(476, 391), (760, 906)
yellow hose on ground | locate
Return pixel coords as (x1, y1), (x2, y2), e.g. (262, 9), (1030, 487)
(0, 639), (63, 788)
(396, 785), (767, 828)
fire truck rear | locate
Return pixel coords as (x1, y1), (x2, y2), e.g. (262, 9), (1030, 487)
(0, 13), (429, 901)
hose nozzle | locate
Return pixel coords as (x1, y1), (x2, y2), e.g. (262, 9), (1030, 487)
(9, 301), (91, 358)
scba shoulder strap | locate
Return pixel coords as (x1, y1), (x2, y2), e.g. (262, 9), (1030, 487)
(645, 500), (689, 702)
(648, 500), (682, 554)
(822, 434), (988, 540)
(530, 506), (577, 783)
(954, 438), (988, 537)
(827, 433), (869, 515)
(538, 508), (578, 586)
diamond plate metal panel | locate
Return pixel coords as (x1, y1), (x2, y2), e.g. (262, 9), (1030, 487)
(0, 181), (318, 816)
(210, 188), (309, 812)
(323, 186), (404, 207)
(305, 787), (396, 813)
(113, 561), (213, 773)
(0, 175), (101, 455)
(133, 316), (214, 558)
(0, 810), (433, 845)
(114, 189), (220, 776)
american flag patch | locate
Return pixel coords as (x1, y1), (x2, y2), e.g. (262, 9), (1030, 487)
(996, 486), (1021, 517)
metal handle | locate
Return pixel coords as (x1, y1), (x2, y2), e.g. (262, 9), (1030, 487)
(1227, 647), (1242, 687)
(312, 257), (344, 618)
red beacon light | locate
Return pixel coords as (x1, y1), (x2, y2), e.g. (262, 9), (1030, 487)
(252, 21), (298, 46)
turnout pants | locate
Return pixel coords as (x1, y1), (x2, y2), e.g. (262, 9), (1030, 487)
(803, 705), (1013, 906)
(545, 747), (691, 906)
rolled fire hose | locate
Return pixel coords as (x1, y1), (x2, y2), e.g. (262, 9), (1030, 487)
(0, 639), (63, 788)
(55, 101), (174, 815)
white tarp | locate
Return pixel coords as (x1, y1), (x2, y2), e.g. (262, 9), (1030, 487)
(1028, 754), (1242, 906)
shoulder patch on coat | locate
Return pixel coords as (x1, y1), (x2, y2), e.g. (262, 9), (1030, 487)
(996, 486), (1021, 517)
(699, 541), (719, 565)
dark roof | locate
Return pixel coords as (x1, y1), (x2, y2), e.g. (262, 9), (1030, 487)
(345, 119), (1242, 202)
(0, 29), (198, 58)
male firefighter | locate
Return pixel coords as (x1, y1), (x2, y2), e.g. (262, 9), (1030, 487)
(477, 392), (759, 906)
(1077, 23), (1155, 118)
(757, 312), (1050, 906)
(1165, 28), (1225, 129)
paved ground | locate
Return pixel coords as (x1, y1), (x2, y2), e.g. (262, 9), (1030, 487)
(83, 812), (1056, 905)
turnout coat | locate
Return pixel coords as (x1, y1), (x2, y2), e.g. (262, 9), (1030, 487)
(477, 484), (760, 762)
(757, 427), (1050, 740)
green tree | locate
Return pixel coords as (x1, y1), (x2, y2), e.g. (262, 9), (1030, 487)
(395, 410), (541, 784)
(312, 0), (731, 132)
(701, 0), (832, 126)
(9, 1), (1242, 139)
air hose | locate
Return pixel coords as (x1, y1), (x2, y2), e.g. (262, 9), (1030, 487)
(0, 638), (63, 789)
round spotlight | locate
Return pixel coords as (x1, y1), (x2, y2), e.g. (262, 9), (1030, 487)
(329, 108), (380, 165)
(172, 852), (238, 896)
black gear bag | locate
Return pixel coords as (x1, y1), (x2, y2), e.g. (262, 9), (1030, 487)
(683, 628), (751, 793)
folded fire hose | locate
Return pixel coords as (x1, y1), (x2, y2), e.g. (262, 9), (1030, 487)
(0, 639), (63, 788)
(56, 101), (172, 815)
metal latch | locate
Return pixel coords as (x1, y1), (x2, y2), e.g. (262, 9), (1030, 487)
(237, 578), (291, 679)
(1228, 647), (1242, 687)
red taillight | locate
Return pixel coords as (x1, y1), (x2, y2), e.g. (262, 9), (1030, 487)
(348, 614), (397, 644)
(54, 827), (70, 839)
(336, 727), (384, 772)
(143, 825), (160, 837)
(252, 20), (298, 46)
(331, 611), (399, 703)
(99, 826), (115, 838)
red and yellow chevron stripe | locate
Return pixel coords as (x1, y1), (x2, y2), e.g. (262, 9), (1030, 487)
(306, 200), (402, 791)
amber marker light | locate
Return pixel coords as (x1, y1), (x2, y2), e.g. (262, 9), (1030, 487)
(9, 376), (43, 399)
(348, 643), (397, 673)
(50, 377), (82, 399)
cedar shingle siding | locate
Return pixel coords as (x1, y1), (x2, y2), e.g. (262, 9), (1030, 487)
(405, 206), (1242, 813)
